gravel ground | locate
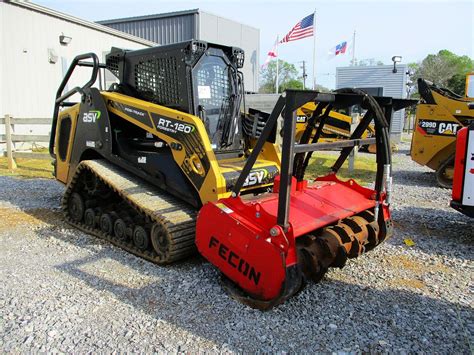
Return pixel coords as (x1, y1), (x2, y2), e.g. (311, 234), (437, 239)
(1, 141), (473, 353)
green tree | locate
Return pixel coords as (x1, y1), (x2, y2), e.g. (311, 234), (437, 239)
(409, 50), (474, 95)
(259, 60), (302, 93)
(280, 78), (303, 91)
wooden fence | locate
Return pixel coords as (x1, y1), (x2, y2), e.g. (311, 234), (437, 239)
(0, 114), (363, 172)
(0, 115), (51, 169)
(403, 113), (415, 133)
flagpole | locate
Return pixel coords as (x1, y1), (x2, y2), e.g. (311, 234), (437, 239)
(275, 35), (280, 94)
(351, 30), (356, 66)
(312, 9), (317, 89)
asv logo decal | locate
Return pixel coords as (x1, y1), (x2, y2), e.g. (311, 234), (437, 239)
(243, 169), (267, 187)
(82, 111), (101, 123)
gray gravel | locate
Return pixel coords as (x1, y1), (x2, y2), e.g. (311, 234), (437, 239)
(1, 139), (473, 353)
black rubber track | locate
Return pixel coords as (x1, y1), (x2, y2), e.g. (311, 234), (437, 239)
(62, 160), (197, 264)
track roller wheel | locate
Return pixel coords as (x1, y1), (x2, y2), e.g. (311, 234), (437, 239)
(68, 192), (85, 223)
(84, 208), (96, 228)
(133, 225), (150, 251)
(436, 155), (455, 189)
(83, 170), (111, 198)
(113, 218), (128, 241)
(100, 213), (114, 235)
(151, 222), (171, 262)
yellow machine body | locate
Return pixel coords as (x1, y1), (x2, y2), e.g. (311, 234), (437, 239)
(410, 76), (474, 186)
(295, 102), (374, 143)
(55, 92), (280, 204)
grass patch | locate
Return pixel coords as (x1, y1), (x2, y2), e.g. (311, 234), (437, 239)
(401, 133), (413, 143)
(0, 152), (377, 184)
(0, 157), (53, 179)
(304, 152), (377, 186)
(31, 146), (49, 153)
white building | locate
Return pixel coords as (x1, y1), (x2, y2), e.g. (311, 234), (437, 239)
(98, 9), (260, 92)
(0, 0), (155, 140)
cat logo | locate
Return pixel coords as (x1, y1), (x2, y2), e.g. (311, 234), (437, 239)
(438, 122), (459, 135)
(419, 120), (460, 137)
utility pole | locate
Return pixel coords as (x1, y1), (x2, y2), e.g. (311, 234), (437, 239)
(275, 35), (280, 94)
(351, 30), (356, 66)
(312, 9), (317, 89)
(275, 58), (279, 94)
(300, 60), (308, 90)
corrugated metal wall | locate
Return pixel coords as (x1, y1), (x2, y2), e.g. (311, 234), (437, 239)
(101, 14), (197, 45)
(199, 11), (259, 93)
(100, 10), (260, 92)
(243, 94), (279, 113)
(336, 65), (407, 140)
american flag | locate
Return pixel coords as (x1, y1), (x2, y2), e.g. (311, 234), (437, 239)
(280, 13), (314, 43)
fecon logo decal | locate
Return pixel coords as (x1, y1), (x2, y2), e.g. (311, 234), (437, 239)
(209, 236), (261, 286)
(82, 111), (101, 123)
(243, 169), (267, 187)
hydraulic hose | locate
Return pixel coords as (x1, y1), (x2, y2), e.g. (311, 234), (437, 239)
(333, 88), (391, 204)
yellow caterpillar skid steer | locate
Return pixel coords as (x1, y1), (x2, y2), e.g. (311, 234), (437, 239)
(295, 102), (376, 151)
(50, 41), (415, 309)
(411, 75), (474, 187)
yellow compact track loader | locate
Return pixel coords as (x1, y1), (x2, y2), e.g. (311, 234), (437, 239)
(295, 102), (376, 152)
(50, 41), (414, 309)
(410, 75), (474, 187)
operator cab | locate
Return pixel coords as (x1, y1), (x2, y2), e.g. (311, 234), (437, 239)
(105, 40), (245, 158)
(192, 47), (244, 154)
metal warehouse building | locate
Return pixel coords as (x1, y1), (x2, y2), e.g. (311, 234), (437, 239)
(336, 65), (408, 142)
(0, 0), (154, 122)
(98, 9), (260, 92)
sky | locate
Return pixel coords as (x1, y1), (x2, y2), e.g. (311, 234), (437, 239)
(35, 0), (474, 89)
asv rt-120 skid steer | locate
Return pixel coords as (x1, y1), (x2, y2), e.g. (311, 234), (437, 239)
(50, 40), (414, 309)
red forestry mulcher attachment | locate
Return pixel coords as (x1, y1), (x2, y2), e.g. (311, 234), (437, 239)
(197, 89), (415, 309)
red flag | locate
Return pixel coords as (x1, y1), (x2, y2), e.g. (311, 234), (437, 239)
(261, 37), (279, 69)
